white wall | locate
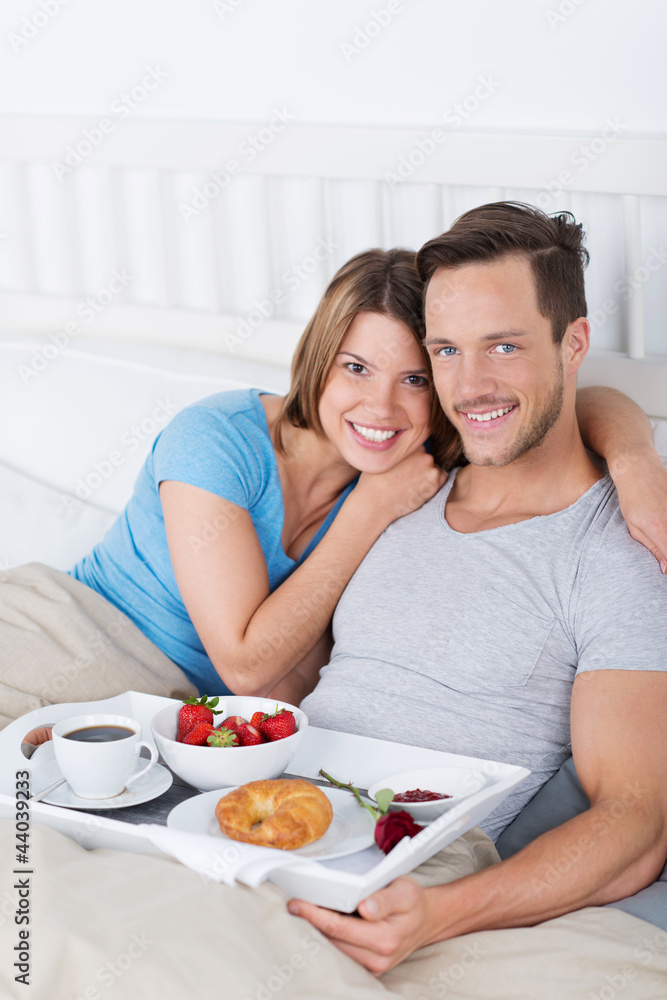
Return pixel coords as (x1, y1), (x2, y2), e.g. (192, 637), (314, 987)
(0, 0), (665, 364)
(0, 0), (665, 134)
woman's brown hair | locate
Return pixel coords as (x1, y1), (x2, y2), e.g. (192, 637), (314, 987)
(277, 248), (462, 469)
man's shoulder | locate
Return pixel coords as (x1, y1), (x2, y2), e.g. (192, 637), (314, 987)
(575, 476), (654, 574)
(571, 479), (666, 672)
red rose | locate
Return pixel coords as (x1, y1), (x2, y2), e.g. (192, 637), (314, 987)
(374, 810), (422, 854)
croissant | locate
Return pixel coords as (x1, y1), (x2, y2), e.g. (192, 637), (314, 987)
(215, 778), (333, 850)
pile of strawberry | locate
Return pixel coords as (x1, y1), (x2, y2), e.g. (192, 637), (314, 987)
(176, 696), (297, 747)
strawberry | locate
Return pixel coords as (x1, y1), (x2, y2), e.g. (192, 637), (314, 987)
(177, 696), (221, 742)
(207, 727), (239, 748)
(220, 715), (246, 734)
(235, 723), (263, 747)
(259, 706), (296, 742)
(250, 711), (265, 729)
(182, 722), (217, 746)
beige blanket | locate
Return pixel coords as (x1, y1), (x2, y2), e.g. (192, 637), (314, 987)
(0, 562), (196, 727)
(1, 820), (665, 999)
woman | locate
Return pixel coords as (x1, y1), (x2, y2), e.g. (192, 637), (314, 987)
(3, 249), (666, 725)
(68, 250), (451, 705)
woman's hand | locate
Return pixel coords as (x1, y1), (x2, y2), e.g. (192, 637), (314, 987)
(613, 452), (667, 574)
(351, 447), (447, 528)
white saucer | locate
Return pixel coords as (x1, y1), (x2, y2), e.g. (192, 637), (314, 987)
(29, 740), (173, 810)
(168, 785), (376, 860)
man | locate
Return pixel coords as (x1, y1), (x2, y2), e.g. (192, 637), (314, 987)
(291, 202), (667, 972)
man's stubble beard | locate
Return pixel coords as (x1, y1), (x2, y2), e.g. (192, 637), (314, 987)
(458, 359), (566, 468)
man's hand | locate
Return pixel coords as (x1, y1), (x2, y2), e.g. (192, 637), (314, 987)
(288, 876), (433, 975)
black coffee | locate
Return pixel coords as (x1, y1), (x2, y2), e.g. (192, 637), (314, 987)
(64, 725), (134, 743)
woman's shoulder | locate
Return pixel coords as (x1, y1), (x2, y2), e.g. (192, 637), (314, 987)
(167, 388), (275, 442)
(148, 389), (279, 504)
(153, 388), (279, 479)
(184, 387), (268, 421)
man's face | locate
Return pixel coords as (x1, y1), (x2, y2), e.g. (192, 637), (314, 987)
(424, 256), (567, 467)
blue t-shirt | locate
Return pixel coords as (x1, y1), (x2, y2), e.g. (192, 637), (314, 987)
(70, 389), (356, 695)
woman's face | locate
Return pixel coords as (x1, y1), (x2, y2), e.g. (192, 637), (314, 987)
(318, 311), (432, 473)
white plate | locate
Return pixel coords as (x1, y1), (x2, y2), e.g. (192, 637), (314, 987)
(28, 740), (173, 810)
(167, 785), (376, 860)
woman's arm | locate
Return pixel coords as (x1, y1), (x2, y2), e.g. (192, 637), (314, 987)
(160, 447), (446, 696)
(266, 627), (333, 705)
(576, 385), (667, 572)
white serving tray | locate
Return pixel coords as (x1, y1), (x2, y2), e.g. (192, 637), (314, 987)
(0, 692), (529, 911)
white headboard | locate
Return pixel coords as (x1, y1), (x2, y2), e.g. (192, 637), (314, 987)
(0, 116), (666, 572)
(0, 115), (666, 415)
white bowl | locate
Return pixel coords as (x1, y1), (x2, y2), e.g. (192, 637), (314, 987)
(367, 766), (488, 822)
(150, 696), (307, 791)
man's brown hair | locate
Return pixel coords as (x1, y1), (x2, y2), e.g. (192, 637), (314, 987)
(416, 201), (589, 344)
(278, 247), (461, 468)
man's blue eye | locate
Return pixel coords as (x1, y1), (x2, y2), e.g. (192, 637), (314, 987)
(438, 346), (457, 356)
(496, 344), (516, 354)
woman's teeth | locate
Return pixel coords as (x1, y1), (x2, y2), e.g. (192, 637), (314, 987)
(465, 406), (514, 423)
(351, 423), (399, 442)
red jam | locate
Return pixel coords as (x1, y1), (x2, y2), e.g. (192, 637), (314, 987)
(393, 788), (452, 803)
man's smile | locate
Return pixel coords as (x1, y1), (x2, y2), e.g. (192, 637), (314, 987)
(456, 404), (518, 428)
(461, 405), (516, 423)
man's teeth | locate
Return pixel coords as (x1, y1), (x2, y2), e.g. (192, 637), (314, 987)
(465, 406), (514, 423)
(351, 423), (399, 443)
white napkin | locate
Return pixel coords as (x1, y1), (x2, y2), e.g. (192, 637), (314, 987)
(141, 823), (323, 887)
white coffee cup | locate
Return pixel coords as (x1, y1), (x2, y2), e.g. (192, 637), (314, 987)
(52, 714), (158, 799)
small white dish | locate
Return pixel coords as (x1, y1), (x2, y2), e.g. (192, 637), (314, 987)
(29, 740), (173, 810)
(167, 785), (376, 860)
(367, 766), (488, 822)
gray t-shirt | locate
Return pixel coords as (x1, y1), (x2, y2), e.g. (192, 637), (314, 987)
(302, 470), (667, 840)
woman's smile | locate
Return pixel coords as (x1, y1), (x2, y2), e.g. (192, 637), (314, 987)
(346, 420), (404, 448)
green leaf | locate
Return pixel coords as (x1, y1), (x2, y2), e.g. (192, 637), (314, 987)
(374, 788), (395, 814)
